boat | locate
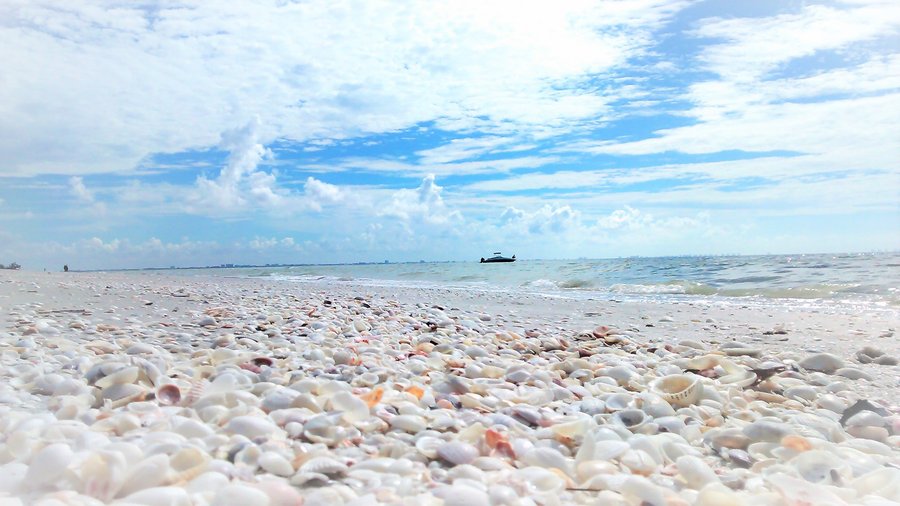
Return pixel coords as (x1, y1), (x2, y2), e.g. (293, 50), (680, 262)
(480, 252), (516, 263)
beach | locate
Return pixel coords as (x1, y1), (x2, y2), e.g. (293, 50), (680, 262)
(1, 270), (899, 505)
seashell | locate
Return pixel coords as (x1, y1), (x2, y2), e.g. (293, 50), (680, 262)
(433, 484), (491, 506)
(156, 384), (181, 406)
(390, 414), (427, 433)
(117, 453), (169, 498)
(834, 367), (873, 381)
(330, 390), (369, 423)
(122, 486), (191, 506)
(258, 452), (294, 477)
(676, 455), (719, 489)
(521, 447), (571, 476)
(25, 443), (73, 489)
(224, 416), (279, 439)
(844, 410), (885, 428)
(96, 366), (139, 389)
(782, 385), (817, 403)
(514, 466), (566, 495)
(621, 449), (657, 475)
(300, 456), (348, 477)
(610, 409), (647, 430)
(589, 439), (630, 462)
(743, 419), (790, 443)
(212, 483), (272, 506)
(849, 467), (900, 498)
(650, 374), (702, 407)
(767, 472), (848, 505)
(789, 450), (851, 485)
(437, 441), (480, 466)
(798, 353), (844, 374)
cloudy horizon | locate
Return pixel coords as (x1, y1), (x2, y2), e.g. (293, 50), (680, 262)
(1, 0), (898, 270)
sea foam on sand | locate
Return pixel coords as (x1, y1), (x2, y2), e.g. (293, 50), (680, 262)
(0, 271), (898, 505)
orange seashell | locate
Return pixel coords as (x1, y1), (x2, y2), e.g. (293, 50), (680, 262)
(436, 398), (454, 409)
(781, 434), (813, 452)
(494, 440), (516, 459)
(405, 386), (425, 399)
(485, 428), (507, 449)
(359, 387), (383, 408)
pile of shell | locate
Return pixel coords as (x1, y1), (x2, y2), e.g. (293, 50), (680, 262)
(0, 278), (898, 505)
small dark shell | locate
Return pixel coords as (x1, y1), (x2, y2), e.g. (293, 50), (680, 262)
(251, 357), (275, 368)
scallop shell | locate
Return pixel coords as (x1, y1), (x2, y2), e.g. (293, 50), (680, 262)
(300, 456), (348, 477)
(650, 374), (702, 407)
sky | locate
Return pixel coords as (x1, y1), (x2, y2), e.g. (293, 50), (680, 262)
(0, 0), (898, 270)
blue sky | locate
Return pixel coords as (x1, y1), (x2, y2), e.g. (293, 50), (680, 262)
(1, 0), (898, 270)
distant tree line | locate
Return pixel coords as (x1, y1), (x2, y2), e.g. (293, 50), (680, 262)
(0, 262), (21, 270)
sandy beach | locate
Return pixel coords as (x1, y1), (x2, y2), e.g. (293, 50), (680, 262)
(1, 270), (899, 505)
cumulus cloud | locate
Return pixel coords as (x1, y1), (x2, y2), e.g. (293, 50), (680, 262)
(191, 117), (282, 212)
(381, 174), (462, 225)
(499, 204), (581, 234)
(303, 177), (343, 212)
(69, 176), (94, 202)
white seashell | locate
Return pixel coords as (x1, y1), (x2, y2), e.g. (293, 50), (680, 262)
(619, 476), (666, 506)
(849, 467), (900, 499)
(743, 420), (790, 443)
(329, 390), (369, 423)
(590, 440), (630, 461)
(521, 447), (571, 476)
(611, 409), (647, 430)
(415, 436), (444, 459)
(437, 441), (480, 465)
(123, 486), (191, 506)
(651, 374), (703, 407)
(798, 353), (844, 374)
(258, 452), (294, 477)
(676, 455), (719, 489)
(186, 471), (229, 496)
(211, 483), (271, 506)
(390, 414), (427, 433)
(514, 466), (565, 494)
(25, 443), (73, 489)
(300, 456), (348, 476)
(117, 454), (169, 498)
(789, 450), (851, 485)
(621, 449), (657, 475)
(96, 366), (139, 389)
(224, 416), (279, 439)
(845, 410), (885, 428)
(783, 385), (817, 403)
(434, 484), (491, 506)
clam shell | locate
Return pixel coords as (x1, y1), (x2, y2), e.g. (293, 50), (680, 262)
(156, 384), (181, 406)
(650, 374), (702, 407)
(437, 441), (479, 465)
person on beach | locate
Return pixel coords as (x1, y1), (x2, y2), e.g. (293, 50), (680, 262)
(63, 264), (68, 272)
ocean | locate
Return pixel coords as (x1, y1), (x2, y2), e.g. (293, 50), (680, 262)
(172, 252), (899, 312)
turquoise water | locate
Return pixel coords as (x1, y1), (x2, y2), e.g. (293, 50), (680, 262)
(177, 253), (899, 308)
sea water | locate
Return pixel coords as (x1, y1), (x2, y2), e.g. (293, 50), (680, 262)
(179, 252), (899, 312)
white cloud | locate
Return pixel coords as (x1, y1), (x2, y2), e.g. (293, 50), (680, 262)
(0, 0), (689, 176)
(303, 177), (342, 212)
(381, 174), (462, 225)
(190, 117), (282, 212)
(69, 176), (94, 202)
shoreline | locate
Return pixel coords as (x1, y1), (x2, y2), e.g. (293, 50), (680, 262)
(1, 270), (899, 504)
